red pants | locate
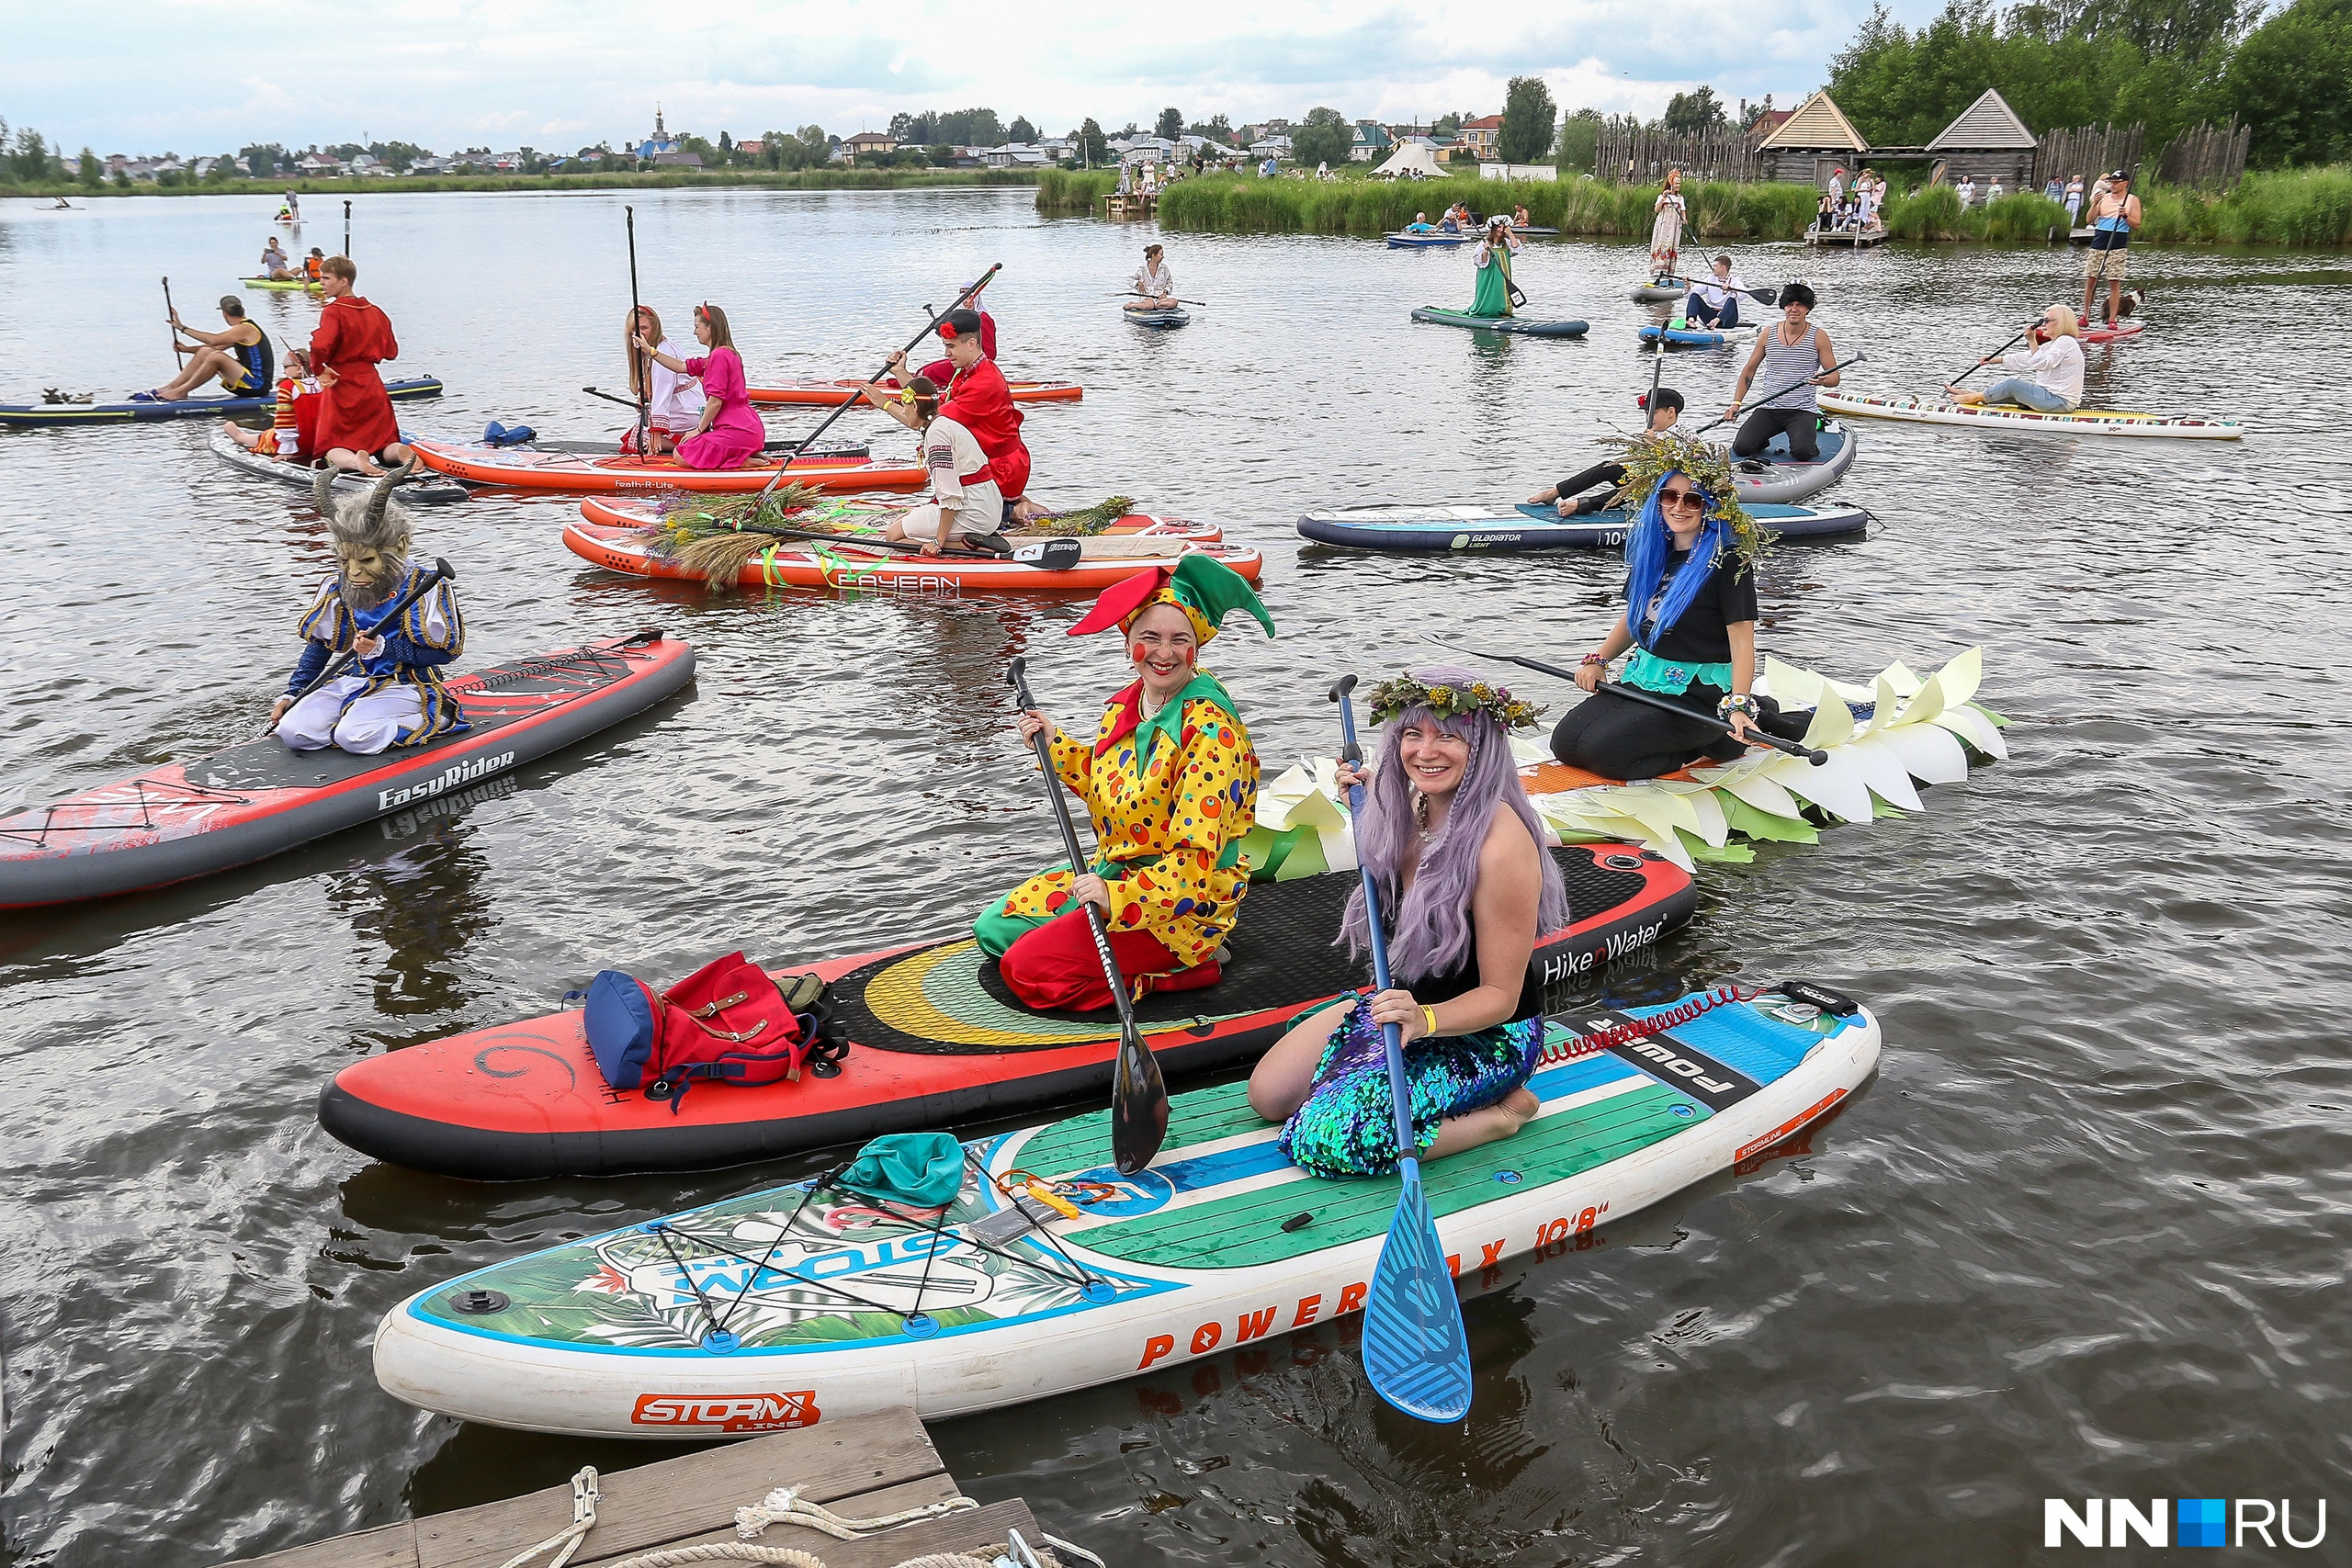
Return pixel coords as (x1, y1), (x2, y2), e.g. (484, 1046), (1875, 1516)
(1000, 909), (1220, 1011)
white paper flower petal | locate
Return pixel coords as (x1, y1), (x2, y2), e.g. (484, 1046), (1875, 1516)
(1768, 750), (1877, 824)
(1801, 694), (1857, 751)
(1874, 722), (1971, 784)
(1760, 655), (1827, 708)
(1840, 737), (1923, 811)
(1934, 646), (1984, 709)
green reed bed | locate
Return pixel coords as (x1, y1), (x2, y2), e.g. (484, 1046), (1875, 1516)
(1152, 175), (1819, 240)
(1035, 169), (1118, 213)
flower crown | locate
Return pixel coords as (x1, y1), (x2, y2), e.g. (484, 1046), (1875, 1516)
(1605, 430), (1772, 573)
(1369, 674), (1544, 731)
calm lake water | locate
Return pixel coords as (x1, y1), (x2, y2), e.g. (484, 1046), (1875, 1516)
(0, 186), (2346, 1567)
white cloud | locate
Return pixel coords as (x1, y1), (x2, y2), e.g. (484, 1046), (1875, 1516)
(0, 0), (1946, 152)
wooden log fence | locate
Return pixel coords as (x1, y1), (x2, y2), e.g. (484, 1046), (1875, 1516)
(2035, 124), (2145, 189)
(1595, 122), (1758, 185)
(2155, 119), (2251, 189)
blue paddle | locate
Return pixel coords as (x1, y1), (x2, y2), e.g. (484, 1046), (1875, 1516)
(1327, 674), (1474, 1424)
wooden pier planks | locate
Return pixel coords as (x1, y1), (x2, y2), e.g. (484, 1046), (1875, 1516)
(217, 1407), (1046, 1568)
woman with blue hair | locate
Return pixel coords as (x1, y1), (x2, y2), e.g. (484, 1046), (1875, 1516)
(1551, 436), (1800, 780)
(1249, 669), (1566, 1179)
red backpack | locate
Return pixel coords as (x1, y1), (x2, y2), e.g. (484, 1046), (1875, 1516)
(580, 952), (835, 1112)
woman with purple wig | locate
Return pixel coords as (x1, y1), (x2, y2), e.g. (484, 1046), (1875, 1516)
(1248, 669), (1567, 1179)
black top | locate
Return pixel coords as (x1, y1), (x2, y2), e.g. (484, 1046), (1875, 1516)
(1632, 544), (1758, 665)
(1406, 945), (1544, 1024)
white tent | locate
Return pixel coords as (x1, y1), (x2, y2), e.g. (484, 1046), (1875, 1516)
(1373, 141), (1443, 179)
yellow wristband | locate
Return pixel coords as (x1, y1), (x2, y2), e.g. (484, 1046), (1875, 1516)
(1419, 1005), (1440, 1040)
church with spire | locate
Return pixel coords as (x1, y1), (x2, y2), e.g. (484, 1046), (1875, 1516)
(634, 106), (684, 161)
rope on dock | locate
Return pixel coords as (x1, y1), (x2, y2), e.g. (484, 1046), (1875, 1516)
(736, 1485), (980, 1542)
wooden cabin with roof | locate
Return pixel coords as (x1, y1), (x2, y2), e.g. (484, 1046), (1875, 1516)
(1923, 89), (2040, 188)
(1755, 91), (1871, 187)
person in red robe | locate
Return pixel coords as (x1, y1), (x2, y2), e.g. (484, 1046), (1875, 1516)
(309, 255), (411, 476)
(881, 307), (1033, 522)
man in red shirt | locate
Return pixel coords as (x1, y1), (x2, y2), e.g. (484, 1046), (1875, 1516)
(914, 276), (996, 385)
(309, 255), (412, 476)
(883, 307), (1033, 522)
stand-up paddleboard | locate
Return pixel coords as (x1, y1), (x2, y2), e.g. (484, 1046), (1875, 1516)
(0, 378), (441, 431)
(1638, 322), (1736, 347)
(1820, 390), (2239, 438)
(560, 514), (1260, 596)
(1298, 499), (1870, 552)
(1733, 419), (1857, 503)
(1631, 283), (1685, 302)
(749, 378), (1082, 406)
(2080, 321), (2145, 344)
(319, 845), (1697, 1180)
(577, 496), (1223, 545)
(372, 984), (1878, 1434)
(0, 631), (695, 908)
(1125, 307), (1191, 330)
(208, 427), (470, 503)
(1412, 307), (1589, 338)
(408, 435), (930, 492)
(1385, 232), (1478, 248)
(240, 276), (323, 293)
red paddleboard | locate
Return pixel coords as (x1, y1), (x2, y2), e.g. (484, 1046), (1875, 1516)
(2081, 321), (2145, 344)
(409, 436), (926, 494)
(749, 378), (1083, 405)
(318, 845), (1698, 1180)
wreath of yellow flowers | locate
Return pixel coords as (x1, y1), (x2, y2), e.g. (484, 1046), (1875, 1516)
(1604, 430), (1773, 574)
(1368, 674), (1545, 731)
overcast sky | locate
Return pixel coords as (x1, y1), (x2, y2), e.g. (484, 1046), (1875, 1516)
(2, 0), (1944, 156)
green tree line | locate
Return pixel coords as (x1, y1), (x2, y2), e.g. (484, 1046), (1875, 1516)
(1828, 0), (2348, 165)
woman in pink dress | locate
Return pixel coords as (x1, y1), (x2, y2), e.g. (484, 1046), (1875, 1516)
(635, 303), (763, 469)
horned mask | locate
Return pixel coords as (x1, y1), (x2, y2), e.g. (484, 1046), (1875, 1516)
(312, 461), (417, 611)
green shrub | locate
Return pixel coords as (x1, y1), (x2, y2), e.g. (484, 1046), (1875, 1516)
(1884, 184), (1964, 241)
(1035, 169), (1117, 213)
(1982, 191), (2069, 241)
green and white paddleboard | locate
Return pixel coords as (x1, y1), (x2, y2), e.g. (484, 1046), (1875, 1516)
(375, 987), (1880, 1436)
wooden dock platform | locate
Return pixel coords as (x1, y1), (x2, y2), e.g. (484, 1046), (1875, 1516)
(216, 1407), (1064, 1568)
(1804, 225), (1890, 248)
(1102, 192), (1157, 220)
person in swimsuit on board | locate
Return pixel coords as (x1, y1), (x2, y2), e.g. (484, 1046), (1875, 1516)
(143, 295), (274, 403)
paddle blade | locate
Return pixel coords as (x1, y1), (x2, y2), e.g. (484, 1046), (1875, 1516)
(1109, 1019), (1170, 1175)
(1361, 1160), (1473, 1422)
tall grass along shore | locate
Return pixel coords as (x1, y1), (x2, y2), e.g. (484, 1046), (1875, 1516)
(0, 168), (1040, 200)
(1050, 166), (2351, 247)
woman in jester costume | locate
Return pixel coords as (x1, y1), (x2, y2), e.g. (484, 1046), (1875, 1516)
(978, 554), (1275, 1011)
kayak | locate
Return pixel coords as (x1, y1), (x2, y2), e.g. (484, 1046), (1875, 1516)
(561, 514), (1261, 596)
(1297, 499), (1870, 551)
(749, 378), (1082, 406)
(0, 631), (694, 908)
(240, 276), (322, 293)
(2080, 321), (2144, 344)
(1521, 646), (2007, 869)
(1631, 284), (1685, 302)
(1412, 308), (1589, 339)
(578, 495), (1223, 544)
(208, 427), (470, 503)
(317, 843), (1698, 1180)
(1734, 418), (1858, 504)
(0, 377), (442, 431)
(408, 435), (930, 492)
(1125, 308), (1190, 330)
(1819, 390), (2240, 438)
(371, 982), (1877, 1433)
(1638, 323), (1735, 347)
(1385, 232), (1477, 248)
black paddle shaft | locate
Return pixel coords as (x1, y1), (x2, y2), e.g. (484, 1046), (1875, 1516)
(1005, 657), (1170, 1173)
(271, 557), (456, 730)
(625, 206), (650, 457)
(748, 264), (1003, 504)
(1424, 634), (1827, 764)
(1949, 326), (2032, 390)
(1697, 351), (1867, 434)
(163, 276), (186, 363)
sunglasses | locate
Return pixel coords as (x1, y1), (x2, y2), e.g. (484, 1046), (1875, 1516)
(1659, 489), (1706, 512)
